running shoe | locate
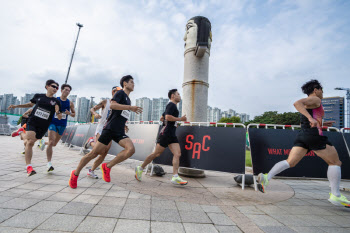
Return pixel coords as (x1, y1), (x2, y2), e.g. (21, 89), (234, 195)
(328, 193), (350, 208)
(100, 163), (111, 182)
(135, 166), (143, 181)
(27, 166), (36, 177)
(84, 137), (94, 149)
(47, 166), (54, 172)
(69, 170), (78, 189)
(12, 127), (24, 137)
(87, 169), (98, 179)
(257, 173), (269, 193)
(21, 151), (25, 154)
(39, 139), (46, 151)
(171, 176), (188, 185)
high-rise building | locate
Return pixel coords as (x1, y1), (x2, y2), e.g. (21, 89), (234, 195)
(1, 94), (16, 114)
(178, 100), (182, 117)
(68, 95), (78, 122)
(207, 106), (213, 122)
(19, 93), (35, 115)
(239, 113), (250, 123)
(135, 97), (152, 121)
(151, 98), (169, 121)
(322, 96), (344, 128)
(77, 97), (90, 123)
(212, 107), (221, 122)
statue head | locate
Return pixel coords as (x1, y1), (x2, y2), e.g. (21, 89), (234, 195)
(184, 16), (212, 52)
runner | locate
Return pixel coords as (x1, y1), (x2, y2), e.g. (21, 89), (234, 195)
(46, 84), (75, 172)
(83, 86), (122, 179)
(257, 80), (350, 208)
(69, 75), (142, 188)
(8, 79), (62, 176)
(135, 89), (188, 185)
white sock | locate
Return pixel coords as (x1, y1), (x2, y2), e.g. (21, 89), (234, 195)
(26, 164), (32, 168)
(327, 165), (341, 197)
(173, 174), (178, 177)
(267, 160), (290, 180)
(47, 162), (52, 168)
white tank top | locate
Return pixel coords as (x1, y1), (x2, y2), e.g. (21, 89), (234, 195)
(97, 99), (111, 128)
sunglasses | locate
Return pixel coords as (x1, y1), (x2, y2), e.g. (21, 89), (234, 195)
(50, 85), (59, 90)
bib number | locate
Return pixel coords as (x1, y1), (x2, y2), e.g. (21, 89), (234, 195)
(34, 107), (50, 120)
(121, 110), (130, 120)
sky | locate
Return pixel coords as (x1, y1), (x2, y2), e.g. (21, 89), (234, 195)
(0, 0), (349, 118)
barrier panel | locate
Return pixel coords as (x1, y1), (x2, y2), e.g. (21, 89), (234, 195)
(108, 124), (160, 161)
(154, 123), (246, 173)
(65, 125), (78, 145)
(70, 124), (91, 147)
(249, 124), (350, 179)
(61, 126), (72, 143)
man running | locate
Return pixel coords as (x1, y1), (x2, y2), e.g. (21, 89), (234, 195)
(46, 84), (75, 172)
(257, 80), (350, 207)
(8, 79), (62, 176)
(135, 89), (188, 185)
(83, 86), (122, 179)
(69, 75), (142, 188)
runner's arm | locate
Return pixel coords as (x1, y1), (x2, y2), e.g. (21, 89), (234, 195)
(294, 96), (321, 127)
(90, 100), (106, 119)
(22, 108), (33, 118)
(8, 102), (34, 110)
(110, 100), (142, 113)
(55, 105), (62, 120)
(67, 101), (76, 118)
(165, 115), (186, 122)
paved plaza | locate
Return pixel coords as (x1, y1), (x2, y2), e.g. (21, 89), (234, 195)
(0, 136), (350, 233)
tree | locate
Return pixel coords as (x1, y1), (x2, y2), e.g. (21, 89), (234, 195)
(245, 111), (300, 125)
(17, 116), (22, 125)
(219, 116), (241, 123)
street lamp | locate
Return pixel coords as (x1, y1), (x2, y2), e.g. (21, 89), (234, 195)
(335, 87), (350, 128)
(64, 23), (84, 84)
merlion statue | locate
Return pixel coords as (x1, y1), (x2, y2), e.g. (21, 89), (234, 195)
(182, 16), (212, 122)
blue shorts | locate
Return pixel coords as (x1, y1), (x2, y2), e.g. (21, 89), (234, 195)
(48, 124), (66, 136)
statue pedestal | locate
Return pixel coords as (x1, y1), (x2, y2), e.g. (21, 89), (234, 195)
(178, 167), (205, 178)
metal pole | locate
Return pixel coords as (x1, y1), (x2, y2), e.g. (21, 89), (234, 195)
(65, 23), (83, 84)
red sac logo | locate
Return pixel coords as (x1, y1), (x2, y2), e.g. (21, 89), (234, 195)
(185, 135), (211, 159)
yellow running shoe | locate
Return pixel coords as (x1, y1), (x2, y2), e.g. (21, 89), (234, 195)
(328, 193), (350, 208)
(171, 175), (188, 185)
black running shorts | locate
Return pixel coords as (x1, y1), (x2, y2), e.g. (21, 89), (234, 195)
(26, 124), (47, 139)
(98, 129), (129, 145)
(157, 134), (179, 148)
(293, 128), (332, 151)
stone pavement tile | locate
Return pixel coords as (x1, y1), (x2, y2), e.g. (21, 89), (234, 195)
(260, 226), (297, 233)
(278, 205), (337, 215)
(0, 181), (24, 189)
(320, 227), (350, 233)
(0, 189), (31, 198)
(295, 215), (340, 227)
(270, 214), (310, 227)
(75, 216), (117, 233)
(151, 221), (185, 233)
(90, 183), (113, 189)
(215, 225), (242, 233)
(27, 200), (67, 213)
(98, 196), (127, 206)
(31, 230), (72, 233)
(21, 190), (55, 199)
(72, 194), (103, 204)
(0, 198), (40, 210)
(46, 192), (79, 202)
(151, 208), (181, 222)
(36, 213), (85, 232)
(60, 186), (87, 194)
(207, 213), (235, 226)
(151, 200), (177, 210)
(0, 210), (53, 228)
(119, 206), (151, 220)
(16, 183), (46, 190)
(0, 209), (22, 223)
(256, 205), (289, 215)
(82, 187), (109, 196)
(236, 206), (265, 215)
(128, 192), (151, 199)
(126, 198), (151, 208)
(89, 204), (123, 218)
(57, 202), (95, 216)
(244, 214), (283, 227)
(183, 223), (218, 233)
(0, 227), (31, 233)
(201, 205), (223, 213)
(303, 199), (333, 207)
(319, 206), (350, 216)
(176, 202), (203, 212)
(275, 198), (311, 206)
(0, 196), (14, 204)
(291, 226), (326, 233)
(179, 210), (212, 224)
(105, 190), (130, 198)
(113, 219), (150, 233)
(322, 216), (350, 227)
(38, 184), (66, 192)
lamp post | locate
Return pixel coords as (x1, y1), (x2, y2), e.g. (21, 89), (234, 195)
(335, 87), (350, 128)
(64, 23), (83, 84)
